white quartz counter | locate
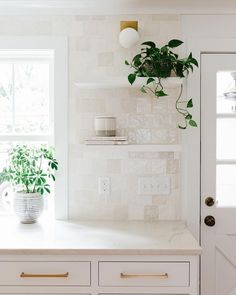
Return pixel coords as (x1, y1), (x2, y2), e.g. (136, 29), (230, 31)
(0, 218), (201, 255)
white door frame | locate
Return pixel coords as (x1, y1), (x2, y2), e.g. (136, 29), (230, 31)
(184, 38), (236, 240)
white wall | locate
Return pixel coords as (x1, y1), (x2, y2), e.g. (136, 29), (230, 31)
(183, 15), (236, 39)
(70, 15), (182, 220)
(0, 13), (202, 222)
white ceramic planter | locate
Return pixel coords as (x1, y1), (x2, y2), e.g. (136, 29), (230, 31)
(94, 116), (116, 137)
(13, 192), (44, 224)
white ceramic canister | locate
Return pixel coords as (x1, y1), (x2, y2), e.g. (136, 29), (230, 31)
(94, 116), (116, 137)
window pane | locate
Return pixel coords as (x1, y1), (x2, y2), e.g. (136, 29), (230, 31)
(0, 51), (54, 216)
(217, 118), (236, 159)
(217, 71), (236, 114)
(0, 142), (13, 214)
(14, 63), (50, 134)
(0, 64), (13, 133)
(216, 165), (236, 207)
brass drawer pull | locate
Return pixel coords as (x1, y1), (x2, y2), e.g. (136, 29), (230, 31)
(120, 272), (168, 279)
(20, 272), (69, 278)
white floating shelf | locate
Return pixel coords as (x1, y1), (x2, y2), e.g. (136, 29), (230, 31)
(79, 144), (181, 152)
(75, 77), (183, 89)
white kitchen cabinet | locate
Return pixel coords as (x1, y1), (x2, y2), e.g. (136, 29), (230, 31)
(0, 261), (91, 286)
(0, 255), (199, 295)
(99, 261), (190, 287)
(0, 220), (201, 295)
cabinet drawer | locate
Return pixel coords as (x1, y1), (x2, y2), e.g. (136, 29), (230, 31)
(0, 261), (90, 286)
(99, 261), (189, 287)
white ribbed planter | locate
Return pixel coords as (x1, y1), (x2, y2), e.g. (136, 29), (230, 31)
(13, 192), (44, 224)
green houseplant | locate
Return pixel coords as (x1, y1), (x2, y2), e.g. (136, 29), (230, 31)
(0, 144), (58, 223)
(126, 39), (198, 129)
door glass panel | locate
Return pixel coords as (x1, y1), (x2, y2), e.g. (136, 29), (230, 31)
(217, 118), (236, 159)
(217, 71), (236, 114)
(216, 71), (236, 207)
(216, 164), (236, 207)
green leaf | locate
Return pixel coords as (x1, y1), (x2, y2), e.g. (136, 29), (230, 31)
(132, 54), (142, 67)
(52, 164), (56, 170)
(41, 177), (46, 183)
(185, 113), (192, 120)
(187, 99), (193, 108)
(140, 86), (147, 93)
(189, 64), (193, 72)
(191, 58), (199, 67)
(168, 39), (184, 48)
(189, 120), (197, 127)
(132, 54), (141, 62)
(141, 41), (156, 48)
(125, 60), (130, 65)
(128, 73), (136, 85)
(156, 90), (168, 97)
(161, 45), (168, 52)
(146, 77), (155, 85)
(45, 187), (50, 194)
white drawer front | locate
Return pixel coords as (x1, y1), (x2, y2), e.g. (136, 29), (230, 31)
(99, 261), (189, 287)
(0, 261), (90, 286)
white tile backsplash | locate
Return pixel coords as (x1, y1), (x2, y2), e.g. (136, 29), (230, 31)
(0, 14), (182, 221)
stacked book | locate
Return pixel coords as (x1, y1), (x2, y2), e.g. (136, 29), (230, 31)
(85, 136), (128, 145)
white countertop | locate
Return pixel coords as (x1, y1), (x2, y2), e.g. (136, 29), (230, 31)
(0, 218), (201, 255)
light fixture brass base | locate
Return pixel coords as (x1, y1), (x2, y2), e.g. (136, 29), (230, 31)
(120, 21), (138, 32)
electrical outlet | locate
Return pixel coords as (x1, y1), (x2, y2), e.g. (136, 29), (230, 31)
(138, 176), (171, 195)
(98, 177), (110, 195)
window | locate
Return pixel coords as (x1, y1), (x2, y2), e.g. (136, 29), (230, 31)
(0, 50), (54, 215)
(0, 37), (68, 219)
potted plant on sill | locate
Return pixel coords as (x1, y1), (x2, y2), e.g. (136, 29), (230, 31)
(0, 144), (58, 224)
(125, 39), (198, 129)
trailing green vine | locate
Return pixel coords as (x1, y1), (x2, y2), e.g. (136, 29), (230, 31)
(125, 39), (198, 129)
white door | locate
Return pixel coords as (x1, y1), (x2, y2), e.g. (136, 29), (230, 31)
(201, 54), (236, 295)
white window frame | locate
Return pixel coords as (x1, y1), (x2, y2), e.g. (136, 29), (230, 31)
(0, 36), (68, 220)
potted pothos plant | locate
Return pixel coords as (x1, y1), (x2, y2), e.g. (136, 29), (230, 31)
(0, 145), (58, 223)
(125, 39), (198, 129)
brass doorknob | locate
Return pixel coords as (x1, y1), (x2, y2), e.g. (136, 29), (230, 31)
(205, 197), (215, 207)
(204, 215), (215, 227)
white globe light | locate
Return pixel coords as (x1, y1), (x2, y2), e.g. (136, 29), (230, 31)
(119, 27), (139, 49)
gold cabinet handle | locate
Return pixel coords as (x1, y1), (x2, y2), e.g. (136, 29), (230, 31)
(20, 272), (69, 278)
(120, 272), (168, 279)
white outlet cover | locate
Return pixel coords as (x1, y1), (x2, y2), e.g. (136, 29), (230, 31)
(98, 177), (110, 195)
(138, 176), (171, 195)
